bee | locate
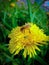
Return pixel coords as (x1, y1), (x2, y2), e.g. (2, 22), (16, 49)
(20, 23), (31, 33)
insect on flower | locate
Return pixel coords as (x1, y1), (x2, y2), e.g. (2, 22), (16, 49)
(8, 23), (49, 58)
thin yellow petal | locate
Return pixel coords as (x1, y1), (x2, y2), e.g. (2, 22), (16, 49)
(34, 45), (40, 51)
(23, 49), (27, 58)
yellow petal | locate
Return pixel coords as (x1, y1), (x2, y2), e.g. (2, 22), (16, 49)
(34, 45), (40, 51)
(23, 49), (27, 58)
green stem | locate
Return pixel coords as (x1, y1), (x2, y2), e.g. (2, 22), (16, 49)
(34, 0), (45, 12)
(11, 7), (18, 28)
(12, 16), (15, 28)
(3, 52), (18, 65)
(2, 12), (12, 30)
(32, 59), (34, 65)
(26, 0), (33, 22)
(33, 0), (45, 22)
(35, 55), (48, 65)
(0, 44), (18, 65)
(27, 57), (31, 65)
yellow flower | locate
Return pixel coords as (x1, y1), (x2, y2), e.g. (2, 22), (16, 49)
(10, 3), (15, 7)
(8, 23), (49, 58)
(16, 0), (20, 2)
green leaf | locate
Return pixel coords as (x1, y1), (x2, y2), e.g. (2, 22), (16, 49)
(26, 0), (33, 22)
(35, 55), (48, 65)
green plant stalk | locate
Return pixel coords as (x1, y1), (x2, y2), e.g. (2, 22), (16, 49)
(0, 44), (18, 65)
(27, 57), (32, 65)
(32, 0), (45, 22)
(35, 55), (48, 65)
(0, 27), (6, 39)
(2, 12), (12, 30)
(11, 16), (15, 28)
(2, 20), (12, 30)
(26, 0), (33, 22)
(3, 52), (18, 65)
(33, 0), (45, 13)
(0, 24), (10, 39)
(11, 7), (18, 28)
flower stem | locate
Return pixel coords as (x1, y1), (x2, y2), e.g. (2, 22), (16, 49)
(35, 55), (48, 65)
(26, 0), (33, 22)
(2, 11), (12, 30)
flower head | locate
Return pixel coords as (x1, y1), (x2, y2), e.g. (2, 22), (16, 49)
(10, 3), (15, 7)
(8, 23), (49, 58)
